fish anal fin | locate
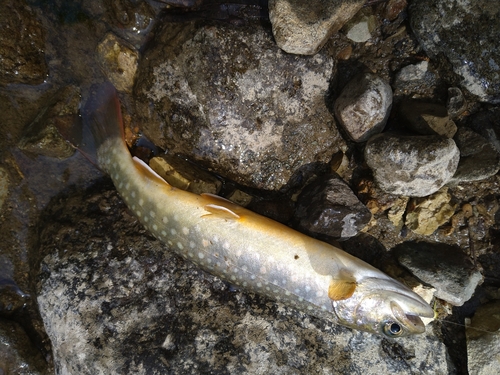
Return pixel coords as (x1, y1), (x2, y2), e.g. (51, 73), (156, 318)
(132, 156), (172, 187)
(203, 204), (240, 220)
(328, 279), (357, 301)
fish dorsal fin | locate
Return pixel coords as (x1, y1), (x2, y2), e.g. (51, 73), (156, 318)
(201, 193), (241, 220)
(328, 278), (357, 301)
(203, 204), (240, 220)
(132, 156), (171, 186)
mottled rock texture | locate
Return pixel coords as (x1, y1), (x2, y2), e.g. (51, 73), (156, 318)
(268, 0), (364, 55)
(334, 72), (392, 142)
(409, 0), (500, 103)
(135, 22), (344, 190)
(365, 134), (460, 197)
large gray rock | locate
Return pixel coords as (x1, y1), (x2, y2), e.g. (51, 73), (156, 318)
(36, 184), (452, 374)
(334, 72), (392, 142)
(365, 133), (460, 197)
(409, 0), (500, 103)
(135, 22), (345, 190)
(394, 242), (483, 306)
(268, 0), (365, 55)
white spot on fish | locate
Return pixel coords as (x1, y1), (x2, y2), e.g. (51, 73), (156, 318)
(285, 291), (291, 296)
(198, 252), (205, 259)
(173, 214), (179, 221)
(256, 282), (262, 288)
(171, 228), (177, 235)
(230, 275), (236, 281)
(162, 216), (168, 224)
(316, 290), (323, 298)
(125, 182), (130, 190)
(177, 242), (183, 250)
(131, 191), (136, 198)
(153, 224), (158, 231)
(182, 227), (189, 235)
(118, 182), (123, 189)
(149, 211), (155, 218)
(243, 282), (247, 287)
(161, 230), (167, 237)
(295, 288), (300, 294)
(202, 239), (210, 247)
(250, 275), (256, 280)
(260, 266), (266, 274)
(136, 211), (142, 217)
(305, 285), (311, 292)
(223, 242), (230, 250)
(139, 198), (144, 206)
(144, 216), (149, 222)
(189, 241), (195, 249)
(188, 252), (193, 257)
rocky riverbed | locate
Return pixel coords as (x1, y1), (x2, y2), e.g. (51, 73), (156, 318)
(1, 1), (499, 374)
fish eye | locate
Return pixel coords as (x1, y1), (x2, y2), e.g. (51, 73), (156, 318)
(383, 321), (403, 337)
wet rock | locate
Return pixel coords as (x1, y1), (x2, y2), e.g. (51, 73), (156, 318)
(405, 188), (457, 236)
(0, 318), (50, 375)
(409, 0), (500, 103)
(399, 101), (457, 138)
(268, 0), (364, 55)
(36, 185), (451, 374)
(451, 127), (500, 183)
(96, 33), (139, 92)
(394, 242), (483, 306)
(334, 72), (392, 142)
(0, 0), (48, 85)
(18, 86), (81, 159)
(136, 22), (345, 190)
(365, 134), (460, 197)
(446, 87), (466, 119)
(343, 8), (378, 43)
(466, 301), (500, 375)
(294, 173), (372, 239)
(0, 167), (8, 211)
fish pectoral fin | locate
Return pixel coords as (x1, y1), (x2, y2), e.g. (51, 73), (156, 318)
(328, 278), (357, 301)
(203, 204), (240, 220)
(132, 156), (171, 186)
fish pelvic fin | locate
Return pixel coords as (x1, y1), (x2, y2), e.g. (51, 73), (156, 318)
(328, 278), (357, 301)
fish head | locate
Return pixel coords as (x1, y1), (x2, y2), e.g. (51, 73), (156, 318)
(331, 277), (434, 337)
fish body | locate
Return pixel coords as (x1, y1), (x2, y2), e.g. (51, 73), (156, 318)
(86, 83), (434, 337)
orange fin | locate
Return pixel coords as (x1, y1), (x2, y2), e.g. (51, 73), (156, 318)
(203, 204), (240, 220)
(328, 279), (357, 301)
(132, 156), (172, 187)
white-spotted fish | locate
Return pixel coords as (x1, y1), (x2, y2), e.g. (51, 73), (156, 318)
(84, 82), (434, 337)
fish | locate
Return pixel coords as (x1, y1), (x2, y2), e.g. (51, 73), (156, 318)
(83, 82), (434, 337)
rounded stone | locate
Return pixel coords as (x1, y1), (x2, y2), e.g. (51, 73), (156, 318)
(365, 133), (460, 197)
(334, 72), (392, 142)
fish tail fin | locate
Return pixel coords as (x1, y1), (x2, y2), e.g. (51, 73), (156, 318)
(83, 82), (124, 147)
